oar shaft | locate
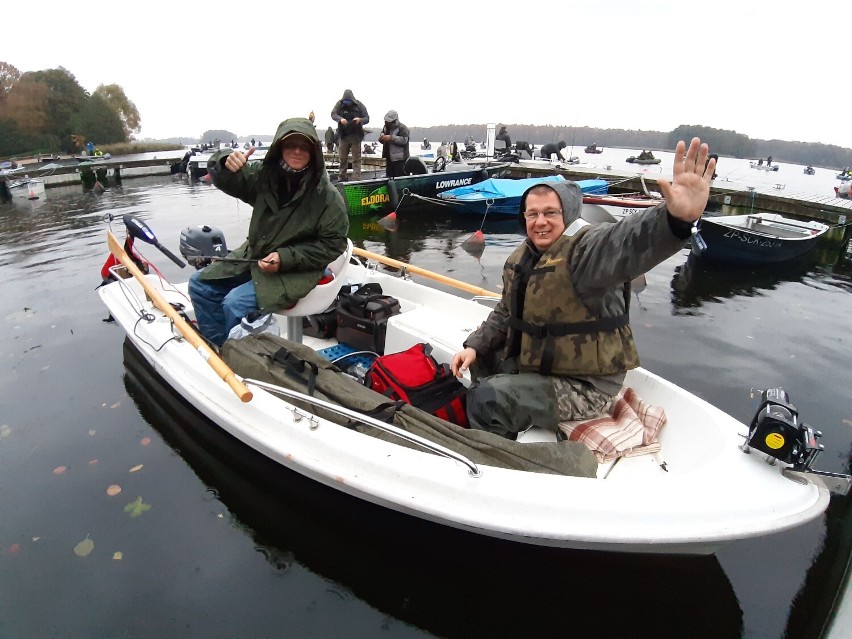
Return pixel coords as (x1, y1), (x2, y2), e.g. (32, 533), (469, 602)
(352, 246), (500, 298)
(107, 231), (253, 402)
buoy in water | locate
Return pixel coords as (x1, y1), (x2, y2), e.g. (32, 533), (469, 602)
(461, 230), (486, 259)
(377, 211), (398, 231)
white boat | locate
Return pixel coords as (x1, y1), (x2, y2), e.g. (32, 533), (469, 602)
(582, 193), (660, 219)
(750, 161), (779, 171)
(97, 216), (847, 555)
(7, 176), (46, 200)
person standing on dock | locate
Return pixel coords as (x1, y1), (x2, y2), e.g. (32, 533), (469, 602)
(378, 110), (410, 178)
(496, 125), (512, 152)
(331, 89), (370, 181)
(324, 126), (336, 154)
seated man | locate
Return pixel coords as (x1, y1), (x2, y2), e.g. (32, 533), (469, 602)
(451, 138), (715, 439)
(188, 117), (349, 347)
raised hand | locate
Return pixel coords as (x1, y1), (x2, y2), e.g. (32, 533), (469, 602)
(224, 146), (256, 173)
(658, 137), (715, 222)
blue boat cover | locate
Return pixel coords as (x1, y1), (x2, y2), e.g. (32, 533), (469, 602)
(437, 175), (610, 215)
(438, 176), (609, 200)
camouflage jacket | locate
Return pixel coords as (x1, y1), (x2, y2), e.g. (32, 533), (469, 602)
(464, 202), (689, 393)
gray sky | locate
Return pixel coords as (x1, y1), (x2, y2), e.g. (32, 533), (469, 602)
(4, 0), (847, 148)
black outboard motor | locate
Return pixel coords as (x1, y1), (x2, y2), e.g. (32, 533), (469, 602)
(743, 388), (851, 494)
(180, 225), (228, 269)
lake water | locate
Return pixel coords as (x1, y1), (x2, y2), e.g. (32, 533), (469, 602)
(1, 171), (850, 638)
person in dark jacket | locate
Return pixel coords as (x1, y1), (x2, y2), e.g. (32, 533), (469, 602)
(330, 89), (370, 181)
(378, 110), (410, 178)
(324, 126), (336, 153)
(451, 137), (716, 439)
(496, 125), (511, 151)
(540, 141), (566, 160)
(188, 117), (349, 347)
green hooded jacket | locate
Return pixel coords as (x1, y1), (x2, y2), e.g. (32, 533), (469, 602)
(201, 117), (349, 312)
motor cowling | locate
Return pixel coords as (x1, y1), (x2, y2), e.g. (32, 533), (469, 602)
(745, 388), (821, 467)
(180, 225), (227, 269)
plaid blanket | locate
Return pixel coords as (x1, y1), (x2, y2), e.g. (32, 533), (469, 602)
(557, 387), (667, 463)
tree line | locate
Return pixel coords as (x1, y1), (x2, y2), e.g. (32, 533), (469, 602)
(401, 124), (852, 169)
(0, 61), (140, 158)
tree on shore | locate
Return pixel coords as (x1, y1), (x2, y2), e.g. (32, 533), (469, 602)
(94, 84), (141, 139)
(0, 62), (141, 156)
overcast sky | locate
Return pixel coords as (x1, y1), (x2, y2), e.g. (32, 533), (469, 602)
(4, 1), (848, 148)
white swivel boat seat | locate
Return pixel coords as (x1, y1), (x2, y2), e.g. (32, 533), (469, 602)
(277, 238), (353, 343)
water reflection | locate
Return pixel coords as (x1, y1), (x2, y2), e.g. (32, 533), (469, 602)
(348, 204), (522, 266)
(669, 253), (819, 313)
(123, 339), (743, 639)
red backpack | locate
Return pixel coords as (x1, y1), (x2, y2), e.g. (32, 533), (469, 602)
(365, 343), (468, 427)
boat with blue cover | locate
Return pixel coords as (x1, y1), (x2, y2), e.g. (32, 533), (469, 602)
(435, 175), (610, 216)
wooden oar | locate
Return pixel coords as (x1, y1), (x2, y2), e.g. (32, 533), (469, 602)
(107, 231), (253, 402)
(352, 246), (500, 298)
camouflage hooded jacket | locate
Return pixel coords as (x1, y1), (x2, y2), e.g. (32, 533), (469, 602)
(201, 118), (349, 312)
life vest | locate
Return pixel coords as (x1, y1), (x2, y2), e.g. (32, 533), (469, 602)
(504, 231), (640, 376)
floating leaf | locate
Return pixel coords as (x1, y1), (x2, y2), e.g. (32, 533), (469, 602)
(844, 419), (852, 427)
(128, 464), (143, 473)
(110, 402), (121, 409)
(89, 459), (98, 465)
(124, 497), (151, 518)
(53, 466), (67, 475)
(7, 543), (20, 555)
(88, 429), (96, 436)
(0, 424), (11, 440)
(106, 484), (122, 496)
(74, 536), (94, 557)
(140, 437), (151, 446)
(113, 551), (123, 561)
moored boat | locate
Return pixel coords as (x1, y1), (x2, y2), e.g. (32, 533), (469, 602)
(96, 215), (846, 555)
(336, 159), (510, 217)
(6, 176), (46, 200)
(691, 213), (830, 264)
(582, 193), (660, 220)
(626, 155), (661, 165)
(436, 175), (609, 216)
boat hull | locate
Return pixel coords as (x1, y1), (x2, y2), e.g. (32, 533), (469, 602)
(98, 252), (829, 555)
(692, 213), (829, 264)
(8, 178), (46, 200)
(336, 163), (510, 216)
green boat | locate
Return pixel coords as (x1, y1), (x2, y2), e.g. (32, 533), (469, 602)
(335, 159), (511, 216)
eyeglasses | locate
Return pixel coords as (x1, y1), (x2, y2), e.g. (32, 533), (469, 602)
(283, 142), (312, 153)
(523, 210), (562, 221)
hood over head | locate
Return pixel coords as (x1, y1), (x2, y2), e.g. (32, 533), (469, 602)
(266, 117), (325, 185)
(341, 88), (355, 104)
(518, 180), (582, 232)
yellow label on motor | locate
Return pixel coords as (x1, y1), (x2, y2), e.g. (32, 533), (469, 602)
(765, 432), (785, 449)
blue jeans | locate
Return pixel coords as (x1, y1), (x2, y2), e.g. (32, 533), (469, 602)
(188, 270), (257, 346)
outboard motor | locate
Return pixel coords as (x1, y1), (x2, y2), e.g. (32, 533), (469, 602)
(180, 224), (228, 269)
(743, 388), (851, 494)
